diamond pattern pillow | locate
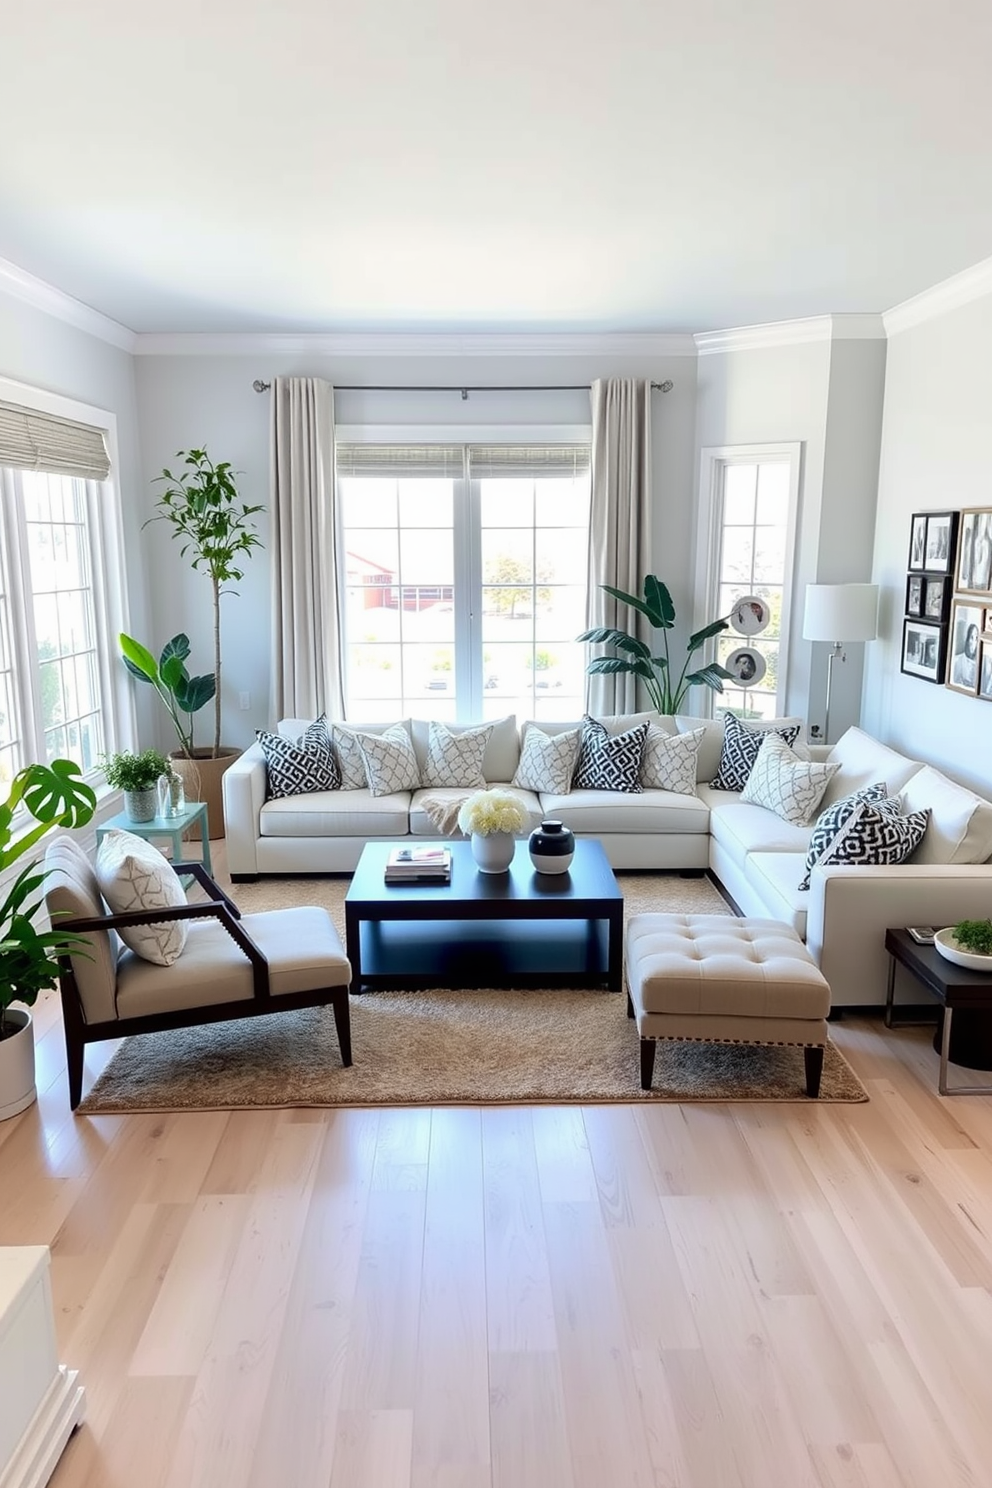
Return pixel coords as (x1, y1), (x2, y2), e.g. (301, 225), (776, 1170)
(354, 724), (421, 797)
(799, 782), (928, 890)
(512, 726), (581, 794)
(741, 733), (839, 826)
(639, 725), (704, 795)
(257, 717), (340, 798)
(95, 828), (188, 966)
(710, 712), (803, 792)
(573, 715), (647, 792)
(422, 720), (494, 789)
(329, 724), (372, 791)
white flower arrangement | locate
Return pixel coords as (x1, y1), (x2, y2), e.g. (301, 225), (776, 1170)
(457, 788), (529, 837)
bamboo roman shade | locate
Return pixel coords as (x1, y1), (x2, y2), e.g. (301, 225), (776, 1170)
(0, 400), (111, 481)
(468, 445), (591, 479)
(334, 444), (464, 479)
(335, 443), (590, 480)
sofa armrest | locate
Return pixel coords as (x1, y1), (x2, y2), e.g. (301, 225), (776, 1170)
(222, 742), (267, 877)
(806, 862), (992, 1006)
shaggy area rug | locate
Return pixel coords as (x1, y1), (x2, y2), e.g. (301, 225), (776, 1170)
(77, 872), (868, 1112)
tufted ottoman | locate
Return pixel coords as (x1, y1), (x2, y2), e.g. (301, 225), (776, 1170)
(625, 914), (831, 1096)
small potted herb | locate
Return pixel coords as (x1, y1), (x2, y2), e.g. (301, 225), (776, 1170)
(101, 748), (170, 823)
(952, 919), (992, 957)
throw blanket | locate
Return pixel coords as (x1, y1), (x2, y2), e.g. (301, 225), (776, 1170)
(419, 792), (471, 836)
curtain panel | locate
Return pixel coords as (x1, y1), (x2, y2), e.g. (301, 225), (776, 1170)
(585, 378), (653, 715)
(269, 377), (344, 721)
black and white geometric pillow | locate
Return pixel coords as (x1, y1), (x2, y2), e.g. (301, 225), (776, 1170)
(573, 715), (648, 793)
(799, 782), (929, 890)
(257, 717), (341, 799)
(710, 712), (802, 792)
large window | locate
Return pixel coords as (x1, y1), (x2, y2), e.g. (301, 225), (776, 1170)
(336, 440), (591, 721)
(697, 444), (800, 719)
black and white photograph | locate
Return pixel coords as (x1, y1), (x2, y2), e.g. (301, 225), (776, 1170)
(729, 595), (770, 635)
(909, 513), (928, 571)
(905, 574), (924, 616)
(924, 511), (957, 574)
(924, 575), (949, 621)
(955, 507), (992, 594)
(901, 619), (946, 683)
(947, 600), (984, 694)
(725, 646), (766, 686)
(980, 643), (992, 702)
(985, 607), (992, 638)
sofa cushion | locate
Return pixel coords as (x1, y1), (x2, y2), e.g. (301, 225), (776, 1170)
(819, 726), (922, 810)
(799, 787), (929, 891)
(741, 733), (839, 825)
(95, 828), (189, 967)
(408, 786), (544, 837)
(573, 715), (648, 792)
(639, 725), (703, 795)
(743, 853), (810, 940)
(410, 714), (519, 785)
(705, 793), (813, 870)
(513, 725), (581, 793)
(257, 717), (340, 797)
(420, 719), (493, 789)
(899, 765), (992, 864)
(537, 788), (710, 835)
(679, 713), (807, 783)
(259, 789), (411, 837)
(354, 723), (422, 796)
(710, 713), (803, 792)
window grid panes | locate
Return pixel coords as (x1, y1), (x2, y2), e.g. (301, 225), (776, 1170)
(714, 458), (791, 720)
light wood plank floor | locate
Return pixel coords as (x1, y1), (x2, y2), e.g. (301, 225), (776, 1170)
(3, 929), (992, 1485)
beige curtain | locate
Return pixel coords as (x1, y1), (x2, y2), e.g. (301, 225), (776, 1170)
(585, 378), (653, 714)
(270, 377), (344, 720)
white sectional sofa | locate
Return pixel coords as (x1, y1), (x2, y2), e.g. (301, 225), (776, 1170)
(223, 714), (992, 1007)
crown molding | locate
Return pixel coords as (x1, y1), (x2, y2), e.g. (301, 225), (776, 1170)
(132, 330), (699, 358)
(695, 313), (884, 356)
(883, 255), (992, 336)
(0, 255), (137, 352)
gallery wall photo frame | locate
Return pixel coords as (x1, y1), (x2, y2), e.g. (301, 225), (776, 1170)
(946, 599), (984, 695)
(980, 642), (992, 702)
(923, 574), (951, 622)
(905, 574), (924, 617)
(901, 618), (947, 683)
(923, 510), (959, 575)
(908, 513), (929, 571)
(955, 507), (992, 595)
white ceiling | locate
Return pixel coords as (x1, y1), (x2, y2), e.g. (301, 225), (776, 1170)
(3, 0), (992, 335)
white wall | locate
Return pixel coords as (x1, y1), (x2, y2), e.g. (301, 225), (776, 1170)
(862, 294), (992, 795)
(134, 351), (697, 747)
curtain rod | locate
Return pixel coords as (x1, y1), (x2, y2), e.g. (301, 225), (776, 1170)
(252, 379), (673, 398)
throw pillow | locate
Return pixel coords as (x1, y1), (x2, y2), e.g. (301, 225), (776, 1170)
(257, 717), (340, 798)
(353, 724), (421, 797)
(741, 733), (840, 826)
(329, 724), (372, 791)
(572, 715), (648, 793)
(798, 783), (928, 891)
(710, 712), (802, 792)
(639, 725), (704, 795)
(512, 725), (581, 794)
(421, 720), (494, 789)
(95, 828), (189, 967)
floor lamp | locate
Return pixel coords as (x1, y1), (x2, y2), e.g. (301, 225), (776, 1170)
(803, 584), (879, 744)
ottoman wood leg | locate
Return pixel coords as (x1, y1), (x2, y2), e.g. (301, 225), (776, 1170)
(640, 1038), (656, 1091)
(804, 1046), (824, 1098)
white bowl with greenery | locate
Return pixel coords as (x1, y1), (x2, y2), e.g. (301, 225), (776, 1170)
(934, 920), (992, 972)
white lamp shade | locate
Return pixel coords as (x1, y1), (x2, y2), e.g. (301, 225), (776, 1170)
(803, 583), (879, 644)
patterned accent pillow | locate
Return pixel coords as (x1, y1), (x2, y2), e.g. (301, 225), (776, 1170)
(329, 724), (371, 790)
(639, 725), (704, 795)
(573, 715), (648, 793)
(257, 717), (340, 798)
(710, 712), (802, 792)
(798, 783), (928, 890)
(741, 733), (839, 826)
(95, 828), (188, 967)
(512, 726), (581, 794)
(353, 724), (421, 797)
(422, 720), (494, 789)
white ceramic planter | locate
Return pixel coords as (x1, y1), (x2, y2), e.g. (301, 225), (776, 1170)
(0, 1007), (37, 1120)
(123, 787), (157, 823)
(471, 831), (516, 874)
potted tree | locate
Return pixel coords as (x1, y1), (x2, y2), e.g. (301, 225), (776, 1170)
(144, 448), (263, 835)
(0, 760), (96, 1120)
(100, 748), (170, 822)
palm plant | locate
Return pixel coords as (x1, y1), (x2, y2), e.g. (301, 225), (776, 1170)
(578, 575), (733, 714)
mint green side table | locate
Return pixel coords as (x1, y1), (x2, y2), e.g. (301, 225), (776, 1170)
(95, 802), (213, 877)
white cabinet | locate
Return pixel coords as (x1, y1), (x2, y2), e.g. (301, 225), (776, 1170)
(0, 1248), (85, 1488)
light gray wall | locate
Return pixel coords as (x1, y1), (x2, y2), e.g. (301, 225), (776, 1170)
(134, 351), (697, 746)
(862, 295), (992, 795)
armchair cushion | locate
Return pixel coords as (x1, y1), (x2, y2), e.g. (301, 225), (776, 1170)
(45, 835), (119, 1025)
(95, 828), (189, 966)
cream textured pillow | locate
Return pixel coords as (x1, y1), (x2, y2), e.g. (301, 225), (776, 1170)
(421, 720), (494, 789)
(512, 726), (581, 794)
(640, 725), (704, 796)
(95, 828), (188, 967)
(741, 733), (839, 825)
(354, 724), (421, 797)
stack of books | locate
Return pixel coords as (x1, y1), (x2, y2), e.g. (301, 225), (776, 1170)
(384, 845), (452, 883)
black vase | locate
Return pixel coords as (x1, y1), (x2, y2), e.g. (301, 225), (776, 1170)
(528, 818), (575, 874)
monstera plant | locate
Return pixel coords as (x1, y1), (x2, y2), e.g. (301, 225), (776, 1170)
(578, 575), (733, 714)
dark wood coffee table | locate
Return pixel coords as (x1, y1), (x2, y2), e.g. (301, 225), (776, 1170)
(884, 928), (992, 1095)
(345, 839), (624, 992)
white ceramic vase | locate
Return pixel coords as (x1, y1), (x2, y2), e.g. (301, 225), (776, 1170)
(0, 1007), (37, 1120)
(471, 831), (516, 874)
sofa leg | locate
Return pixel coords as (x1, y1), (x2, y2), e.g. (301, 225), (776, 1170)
(332, 989), (353, 1067)
(804, 1045), (824, 1098)
(640, 1038), (656, 1091)
(230, 873), (259, 884)
(626, 990), (635, 1019)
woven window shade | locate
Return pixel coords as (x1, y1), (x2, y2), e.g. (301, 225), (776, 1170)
(335, 444), (464, 479)
(0, 400), (111, 481)
(468, 445), (591, 479)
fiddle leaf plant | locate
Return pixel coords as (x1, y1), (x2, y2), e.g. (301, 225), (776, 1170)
(578, 575), (733, 714)
(0, 760), (96, 1039)
(119, 632), (215, 759)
